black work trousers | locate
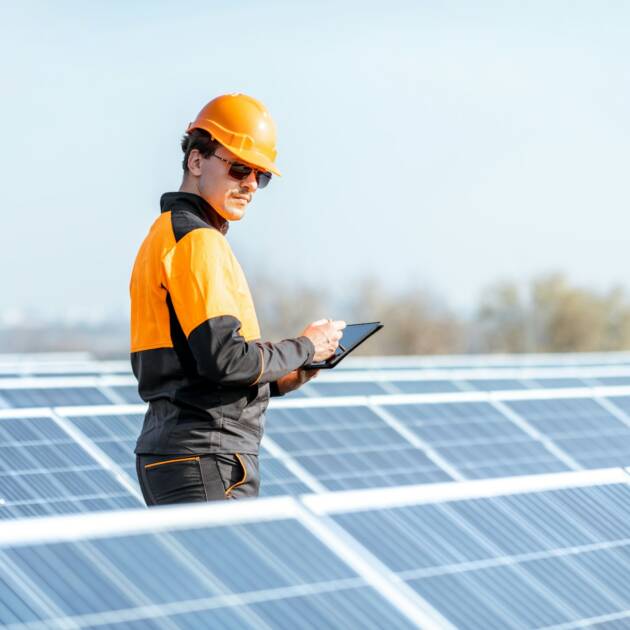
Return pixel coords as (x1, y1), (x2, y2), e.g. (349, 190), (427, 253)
(136, 453), (259, 505)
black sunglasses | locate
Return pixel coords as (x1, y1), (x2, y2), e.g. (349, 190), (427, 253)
(211, 154), (272, 189)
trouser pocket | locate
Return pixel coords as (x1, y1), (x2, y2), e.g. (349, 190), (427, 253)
(138, 456), (207, 505)
(136, 453), (260, 506)
(217, 453), (260, 499)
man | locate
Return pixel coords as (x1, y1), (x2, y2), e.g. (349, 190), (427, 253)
(130, 93), (345, 504)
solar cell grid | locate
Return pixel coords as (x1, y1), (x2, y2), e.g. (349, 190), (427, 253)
(463, 379), (528, 391)
(388, 380), (461, 394)
(593, 377), (630, 387)
(529, 378), (590, 389)
(62, 411), (316, 498)
(265, 406), (452, 490)
(64, 413), (144, 485)
(607, 395), (630, 416)
(506, 398), (630, 470)
(0, 512), (417, 629)
(257, 451), (313, 496)
(109, 386), (143, 404)
(0, 387), (111, 408)
(308, 382), (390, 397)
(331, 482), (630, 630)
(384, 401), (570, 479)
(0, 415), (142, 519)
(6, 379), (630, 518)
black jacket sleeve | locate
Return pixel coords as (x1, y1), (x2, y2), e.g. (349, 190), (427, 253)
(188, 315), (315, 387)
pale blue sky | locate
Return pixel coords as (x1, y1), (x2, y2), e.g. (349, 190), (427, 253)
(2, 1), (629, 322)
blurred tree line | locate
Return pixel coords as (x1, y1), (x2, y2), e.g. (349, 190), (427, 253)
(475, 273), (630, 353)
(4, 272), (630, 357)
(252, 272), (630, 355)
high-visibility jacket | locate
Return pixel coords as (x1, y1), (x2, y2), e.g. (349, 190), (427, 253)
(130, 192), (314, 454)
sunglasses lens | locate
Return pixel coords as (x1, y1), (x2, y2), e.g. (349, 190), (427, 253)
(256, 171), (272, 189)
(227, 161), (272, 189)
(228, 163), (252, 180)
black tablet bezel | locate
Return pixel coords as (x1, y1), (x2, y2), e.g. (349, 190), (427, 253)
(303, 321), (384, 370)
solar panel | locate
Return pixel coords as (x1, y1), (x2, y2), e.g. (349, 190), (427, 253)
(59, 408), (319, 498)
(308, 382), (391, 397)
(265, 405), (454, 491)
(591, 377), (630, 387)
(62, 411), (145, 486)
(0, 387), (112, 408)
(4, 384), (630, 519)
(0, 412), (143, 519)
(108, 386), (144, 404)
(257, 450), (314, 496)
(385, 400), (572, 479)
(0, 499), (428, 628)
(389, 380), (462, 394)
(529, 377), (590, 389)
(5, 362), (630, 410)
(1, 469), (629, 629)
(44, 387), (630, 502)
(305, 469), (630, 630)
(506, 397), (630, 469)
(463, 378), (529, 391)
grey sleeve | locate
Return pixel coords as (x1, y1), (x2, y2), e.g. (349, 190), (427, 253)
(254, 336), (315, 384)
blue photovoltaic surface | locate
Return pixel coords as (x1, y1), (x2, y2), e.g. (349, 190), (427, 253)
(385, 401), (570, 479)
(529, 378), (590, 389)
(332, 483), (630, 629)
(0, 387), (111, 408)
(0, 416), (142, 519)
(463, 379), (528, 391)
(506, 398), (630, 469)
(63, 413), (144, 485)
(265, 406), (452, 490)
(109, 385), (144, 404)
(258, 448), (313, 496)
(0, 517), (415, 629)
(307, 381), (391, 397)
(592, 377), (630, 387)
(607, 395), (630, 416)
(388, 380), (462, 394)
(64, 413), (315, 498)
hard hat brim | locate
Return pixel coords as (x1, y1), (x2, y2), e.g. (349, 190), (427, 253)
(228, 145), (282, 177)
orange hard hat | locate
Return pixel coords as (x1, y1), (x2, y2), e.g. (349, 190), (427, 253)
(187, 93), (281, 176)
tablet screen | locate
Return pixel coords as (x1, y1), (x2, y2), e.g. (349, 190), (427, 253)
(304, 322), (383, 369)
(336, 322), (382, 355)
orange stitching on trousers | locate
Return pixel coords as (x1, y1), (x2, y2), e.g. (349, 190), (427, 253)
(144, 456), (200, 469)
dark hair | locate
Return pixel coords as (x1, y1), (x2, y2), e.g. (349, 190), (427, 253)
(181, 128), (221, 172)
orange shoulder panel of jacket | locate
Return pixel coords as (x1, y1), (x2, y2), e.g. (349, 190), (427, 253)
(129, 212), (176, 353)
(165, 227), (261, 341)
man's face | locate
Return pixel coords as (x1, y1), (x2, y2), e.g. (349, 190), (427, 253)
(195, 146), (259, 221)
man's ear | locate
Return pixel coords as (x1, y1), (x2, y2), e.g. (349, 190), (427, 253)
(187, 149), (203, 176)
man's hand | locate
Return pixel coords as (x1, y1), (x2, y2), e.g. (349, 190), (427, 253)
(301, 319), (346, 362)
(276, 368), (320, 395)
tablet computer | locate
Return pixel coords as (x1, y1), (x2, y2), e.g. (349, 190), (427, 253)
(303, 321), (384, 370)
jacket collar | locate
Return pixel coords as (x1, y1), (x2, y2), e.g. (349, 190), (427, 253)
(160, 192), (229, 235)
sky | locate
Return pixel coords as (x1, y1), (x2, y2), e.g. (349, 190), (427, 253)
(1, 1), (629, 324)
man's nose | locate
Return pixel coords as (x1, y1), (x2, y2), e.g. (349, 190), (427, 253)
(241, 170), (258, 192)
